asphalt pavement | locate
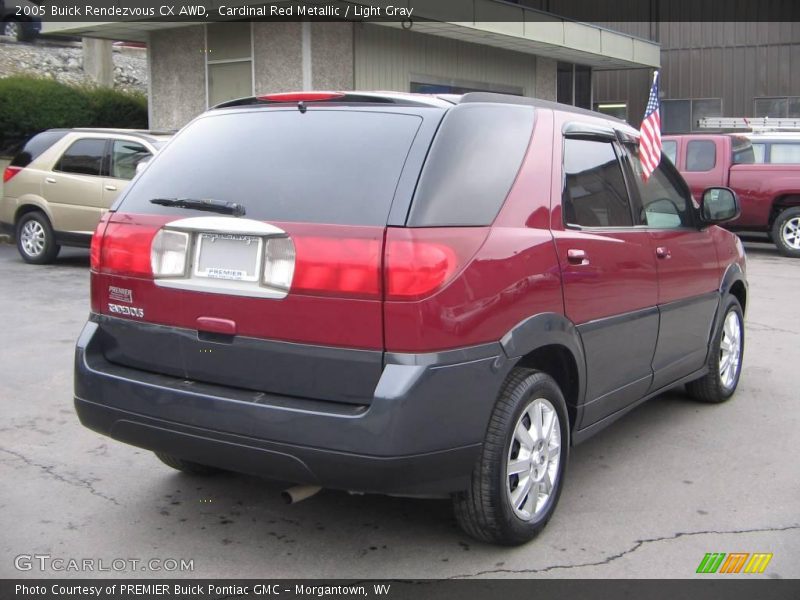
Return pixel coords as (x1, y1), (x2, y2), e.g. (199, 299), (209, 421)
(0, 240), (797, 579)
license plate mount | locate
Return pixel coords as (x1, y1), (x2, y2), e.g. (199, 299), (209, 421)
(194, 233), (262, 282)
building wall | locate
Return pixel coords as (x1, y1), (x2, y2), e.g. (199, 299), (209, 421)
(310, 22), (354, 90)
(353, 24), (546, 98)
(148, 22), (565, 128)
(149, 26), (207, 130)
(594, 22), (800, 129)
(252, 22), (303, 93)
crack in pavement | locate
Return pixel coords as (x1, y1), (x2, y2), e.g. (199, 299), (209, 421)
(0, 446), (120, 506)
(447, 523), (800, 579)
(747, 322), (799, 336)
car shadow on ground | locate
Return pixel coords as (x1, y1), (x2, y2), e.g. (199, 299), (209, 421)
(114, 385), (705, 566)
(53, 248), (90, 268)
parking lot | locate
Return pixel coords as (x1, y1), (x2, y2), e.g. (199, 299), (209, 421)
(0, 239), (798, 579)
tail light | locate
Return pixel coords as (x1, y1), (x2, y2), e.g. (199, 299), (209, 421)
(384, 228), (488, 301)
(151, 229), (189, 277)
(292, 236), (381, 299)
(91, 215), (486, 304)
(3, 166), (21, 183)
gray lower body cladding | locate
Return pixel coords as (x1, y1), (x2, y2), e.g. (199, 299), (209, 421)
(74, 318), (510, 495)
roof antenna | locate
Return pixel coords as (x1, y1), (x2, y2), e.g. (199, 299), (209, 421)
(298, 101), (307, 114)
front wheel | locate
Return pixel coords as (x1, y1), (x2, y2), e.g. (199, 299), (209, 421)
(686, 296), (744, 403)
(453, 369), (569, 545)
(771, 206), (800, 258)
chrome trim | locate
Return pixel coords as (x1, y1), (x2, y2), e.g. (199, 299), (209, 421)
(162, 216), (287, 237)
(153, 216), (291, 299)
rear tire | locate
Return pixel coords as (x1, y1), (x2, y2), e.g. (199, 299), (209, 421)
(453, 369), (569, 545)
(155, 452), (222, 476)
(686, 295), (744, 403)
(771, 206), (800, 258)
(15, 211), (60, 264)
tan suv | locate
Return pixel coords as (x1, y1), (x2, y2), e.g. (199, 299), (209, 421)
(1, 128), (172, 263)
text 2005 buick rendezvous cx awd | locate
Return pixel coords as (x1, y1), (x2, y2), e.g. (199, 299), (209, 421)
(75, 91), (747, 545)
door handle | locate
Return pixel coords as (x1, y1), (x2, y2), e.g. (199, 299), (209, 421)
(567, 248), (589, 265)
(656, 246), (671, 259)
(45, 177), (56, 184)
(104, 185), (117, 191)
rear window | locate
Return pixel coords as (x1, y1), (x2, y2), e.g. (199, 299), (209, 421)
(732, 136), (755, 164)
(686, 140), (716, 171)
(117, 110), (422, 226)
(10, 130), (69, 168)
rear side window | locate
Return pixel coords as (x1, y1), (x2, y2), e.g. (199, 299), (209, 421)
(111, 140), (150, 180)
(686, 140), (716, 171)
(10, 130), (69, 168)
(770, 143), (800, 163)
(56, 138), (107, 176)
(407, 103), (535, 226)
(562, 138), (632, 228)
(118, 110), (422, 226)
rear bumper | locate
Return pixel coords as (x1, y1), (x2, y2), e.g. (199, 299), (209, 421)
(75, 319), (512, 495)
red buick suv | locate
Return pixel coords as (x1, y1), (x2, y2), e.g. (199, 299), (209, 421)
(75, 91), (747, 545)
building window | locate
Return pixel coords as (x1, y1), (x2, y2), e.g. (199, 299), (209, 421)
(206, 22), (253, 108)
(410, 78), (522, 96)
(594, 102), (628, 121)
(661, 98), (722, 134)
(754, 97), (800, 118)
(557, 62), (592, 109)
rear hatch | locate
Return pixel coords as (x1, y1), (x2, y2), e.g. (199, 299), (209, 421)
(90, 101), (444, 405)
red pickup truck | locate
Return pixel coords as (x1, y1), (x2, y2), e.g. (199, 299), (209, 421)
(663, 134), (800, 257)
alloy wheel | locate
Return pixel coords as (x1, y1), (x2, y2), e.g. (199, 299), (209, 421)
(506, 398), (561, 520)
(780, 216), (800, 250)
(719, 311), (742, 390)
(20, 220), (46, 258)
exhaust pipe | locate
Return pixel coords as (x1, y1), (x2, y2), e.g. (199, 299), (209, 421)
(282, 485), (322, 504)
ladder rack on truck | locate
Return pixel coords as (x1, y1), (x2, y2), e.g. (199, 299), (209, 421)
(697, 117), (800, 132)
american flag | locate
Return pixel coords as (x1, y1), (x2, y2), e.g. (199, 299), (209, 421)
(638, 71), (662, 181)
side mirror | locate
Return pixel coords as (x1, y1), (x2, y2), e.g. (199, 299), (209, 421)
(700, 187), (740, 225)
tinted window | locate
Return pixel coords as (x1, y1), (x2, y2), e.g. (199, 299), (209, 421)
(562, 138), (632, 228)
(119, 110), (422, 226)
(408, 104), (534, 226)
(111, 140), (150, 180)
(626, 145), (694, 229)
(770, 143), (800, 164)
(686, 140), (716, 171)
(732, 137), (756, 164)
(11, 130), (69, 168)
(662, 140), (677, 165)
(56, 139), (107, 176)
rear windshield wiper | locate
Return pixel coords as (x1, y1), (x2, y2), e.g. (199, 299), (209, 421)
(149, 197), (246, 217)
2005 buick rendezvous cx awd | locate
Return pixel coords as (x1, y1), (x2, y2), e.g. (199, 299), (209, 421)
(74, 91), (747, 545)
